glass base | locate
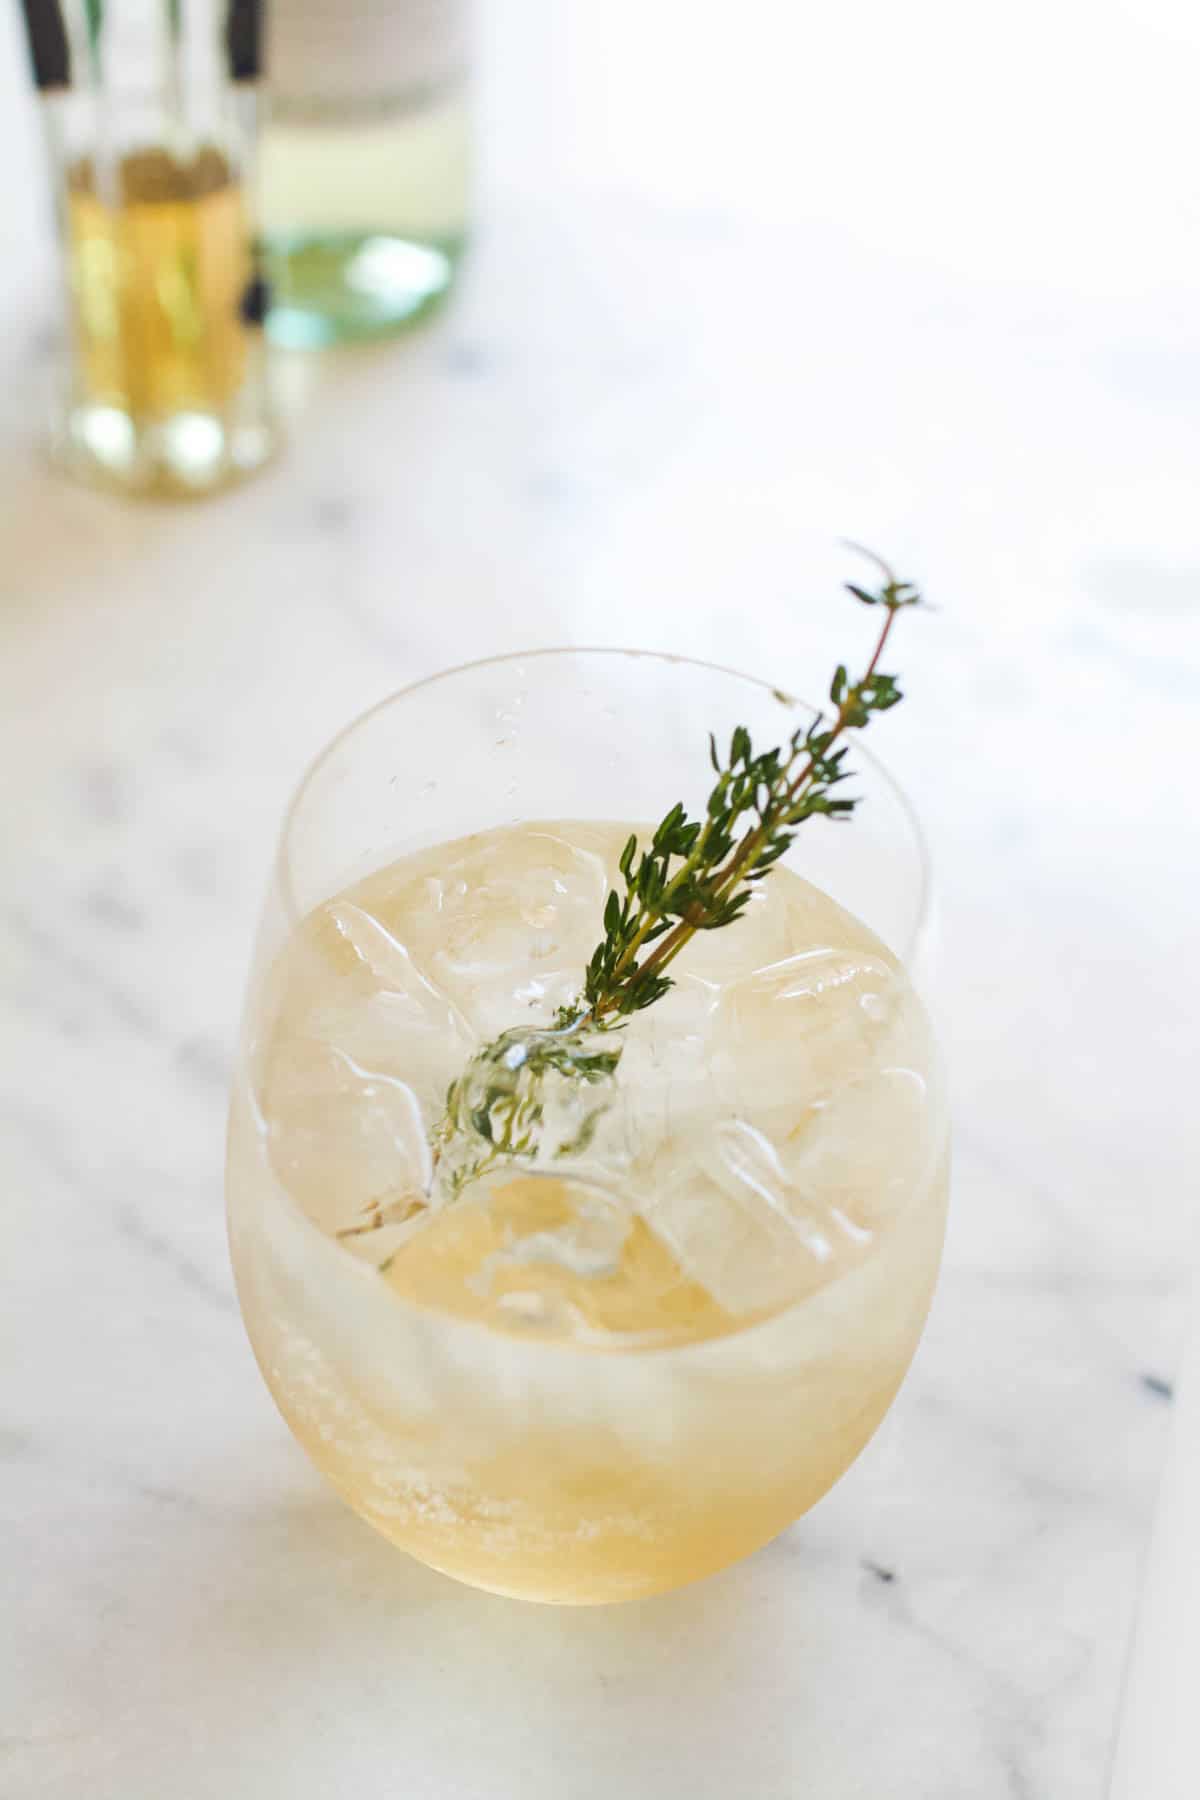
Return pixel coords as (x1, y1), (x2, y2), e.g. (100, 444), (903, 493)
(54, 401), (277, 500)
(265, 231), (464, 348)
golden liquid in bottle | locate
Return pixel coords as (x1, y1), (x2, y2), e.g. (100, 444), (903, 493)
(66, 147), (249, 417)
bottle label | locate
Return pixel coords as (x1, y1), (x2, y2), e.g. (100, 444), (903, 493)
(268, 0), (468, 114)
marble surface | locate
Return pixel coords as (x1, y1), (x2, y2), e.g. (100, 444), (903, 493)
(1110, 1315), (1200, 1799)
(2, 2), (1199, 1794)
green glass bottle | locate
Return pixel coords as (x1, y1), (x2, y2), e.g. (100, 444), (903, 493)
(261, 0), (470, 346)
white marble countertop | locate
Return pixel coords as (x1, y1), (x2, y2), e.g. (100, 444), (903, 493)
(3, 3), (1198, 1795)
(1110, 1315), (1200, 1799)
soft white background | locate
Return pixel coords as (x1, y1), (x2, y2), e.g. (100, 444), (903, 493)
(2, 3), (1198, 1795)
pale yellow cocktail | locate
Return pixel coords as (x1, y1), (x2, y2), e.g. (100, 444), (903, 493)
(227, 814), (946, 1603)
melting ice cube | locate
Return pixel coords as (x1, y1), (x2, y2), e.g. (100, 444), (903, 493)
(263, 1029), (431, 1246)
(414, 828), (609, 1035)
(640, 1117), (877, 1316)
(712, 946), (906, 1124)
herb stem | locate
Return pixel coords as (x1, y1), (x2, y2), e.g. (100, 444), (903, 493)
(588, 559), (915, 1019)
(426, 548), (924, 1203)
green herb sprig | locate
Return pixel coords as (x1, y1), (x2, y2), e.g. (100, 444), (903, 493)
(426, 550), (923, 1205)
(579, 554), (921, 1024)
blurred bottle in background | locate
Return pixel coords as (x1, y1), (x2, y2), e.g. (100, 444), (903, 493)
(262, 0), (470, 346)
(19, 0), (277, 498)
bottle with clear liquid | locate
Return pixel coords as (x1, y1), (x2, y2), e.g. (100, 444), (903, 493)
(261, 0), (470, 346)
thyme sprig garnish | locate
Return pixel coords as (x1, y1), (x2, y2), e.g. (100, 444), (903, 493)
(424, 551), (923, 1206)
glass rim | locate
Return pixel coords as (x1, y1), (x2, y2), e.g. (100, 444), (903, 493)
(276, 645), (932, 950)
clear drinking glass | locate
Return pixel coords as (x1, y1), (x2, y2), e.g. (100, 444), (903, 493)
(226, 651), (948, 1603)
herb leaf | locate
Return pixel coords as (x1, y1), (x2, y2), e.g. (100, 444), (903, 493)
(425, 549), (924, 1204)
(575, 549), (923, 1023)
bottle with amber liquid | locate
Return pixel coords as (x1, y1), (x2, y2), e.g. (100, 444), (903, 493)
(20, 0), (277, 497)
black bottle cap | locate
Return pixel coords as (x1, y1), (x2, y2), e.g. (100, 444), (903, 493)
(226, 0), (264, 82)
(20, 0), (70, 91)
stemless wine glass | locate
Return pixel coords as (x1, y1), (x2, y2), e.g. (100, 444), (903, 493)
(227, 651), (947, 1604)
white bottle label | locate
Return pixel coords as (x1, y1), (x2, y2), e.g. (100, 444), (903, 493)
(268, 0), (468, 113)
